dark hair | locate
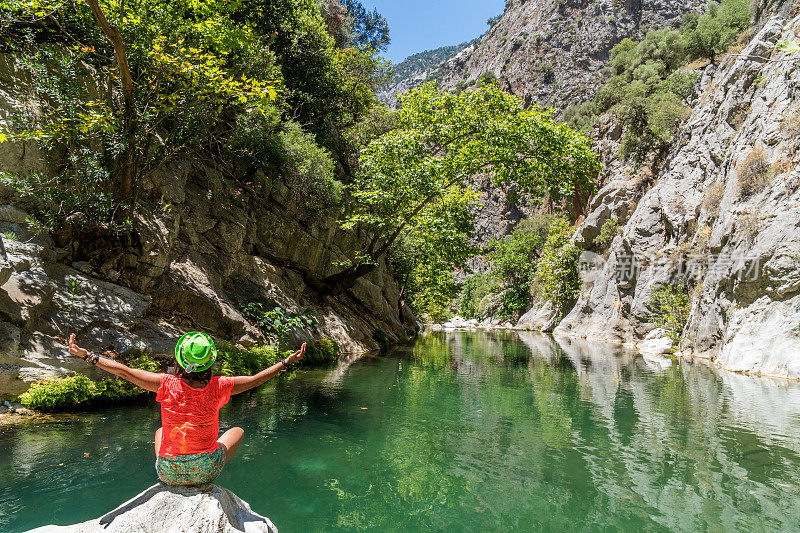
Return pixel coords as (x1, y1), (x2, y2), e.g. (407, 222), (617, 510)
(173, 357), (213, 387)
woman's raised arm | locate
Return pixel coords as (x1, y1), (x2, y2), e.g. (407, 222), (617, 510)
(231, 343), (306, 395)
(68, 333), (162, 393)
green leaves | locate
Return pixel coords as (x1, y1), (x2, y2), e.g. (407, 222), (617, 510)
(240, 301), (316, 348)
(534, 218), (581, 314)
(649, 285), (691, 342)
(681, 0), (751, 63)
(347, 81), (599, 252)
(342, 82), (598, 317)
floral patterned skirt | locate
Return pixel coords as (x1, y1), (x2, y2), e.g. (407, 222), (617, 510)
(155, 445), (226, 486)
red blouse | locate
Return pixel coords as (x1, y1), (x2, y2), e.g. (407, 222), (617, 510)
(156, 374), (235, 457)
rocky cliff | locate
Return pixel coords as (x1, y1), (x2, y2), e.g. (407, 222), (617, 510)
(29, 483), (277, 532)
(385, 0), (710, 111)
(0, 55), (416, 398)
(556, 2), (800, 377)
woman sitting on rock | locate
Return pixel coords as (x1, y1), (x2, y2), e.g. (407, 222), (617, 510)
(68, 331), (305, 486)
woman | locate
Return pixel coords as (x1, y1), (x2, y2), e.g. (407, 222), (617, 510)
(67, 331), (305, 486)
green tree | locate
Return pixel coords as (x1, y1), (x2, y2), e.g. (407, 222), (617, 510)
(388, 187), (479, 320)
(341, 0), (390, 52)
(1, 0), (280, 214)
(682, 0), (751, 63)
(534, 218), (580, 315)
(325, 81), (600, 294)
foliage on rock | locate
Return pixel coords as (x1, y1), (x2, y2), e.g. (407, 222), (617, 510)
(681, 0), (751, 63)
(240, 301), (316, 348)
(18, 354), (161, 411)
(564, 0), (750, 163)
(596, 217), (621, 247)
(737, 146), (772, 198)
(534, 218), (581, 314)
(649, 285), (691, 342)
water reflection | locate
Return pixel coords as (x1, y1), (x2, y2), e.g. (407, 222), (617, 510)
(1, 331), (799, 532)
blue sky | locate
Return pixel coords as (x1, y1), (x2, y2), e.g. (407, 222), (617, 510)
(359, 0), (506, 64)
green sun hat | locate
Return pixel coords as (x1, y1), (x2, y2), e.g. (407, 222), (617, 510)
(175, 332), (217, 373)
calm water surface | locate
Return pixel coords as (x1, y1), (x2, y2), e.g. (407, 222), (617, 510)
(2, 331), (800, 532)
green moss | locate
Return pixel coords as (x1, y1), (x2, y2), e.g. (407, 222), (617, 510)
(302, 338), (340, 366)
(372, 329), (390, 353)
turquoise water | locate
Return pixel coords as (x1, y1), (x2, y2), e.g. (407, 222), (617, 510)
(2, 331), (800, 532)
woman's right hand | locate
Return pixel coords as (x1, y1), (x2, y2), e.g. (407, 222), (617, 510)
(286, 343), (306, 365)
(68, 333), (89, 360)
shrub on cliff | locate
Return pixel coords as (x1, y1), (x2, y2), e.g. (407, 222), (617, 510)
(302, 338), (339, 365)
(563, 0), (750, 162)
(19, 355), (161, 411)
(486, 215), (557, 318)
(457, 274), (500, 320)
(682, 0), (752, 63)
(217, 344), (282, 376)
(737, 146), (772, 198)
(533, 218), (580, 315)
(649, 285), (691, 342)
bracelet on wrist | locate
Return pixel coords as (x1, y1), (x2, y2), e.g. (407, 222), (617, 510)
(83, 351), (101, 365)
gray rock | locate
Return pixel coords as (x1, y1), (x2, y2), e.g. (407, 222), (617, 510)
(557, 12), (800, 376)
(0, 205), (28, 224)
(516, 301), (559, 332)
(638, 329), (674, 355)
(425, 0), (708, 113)
(28, 483), (277, 533)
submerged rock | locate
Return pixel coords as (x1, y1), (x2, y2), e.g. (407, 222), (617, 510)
(29, 483), (277, 533)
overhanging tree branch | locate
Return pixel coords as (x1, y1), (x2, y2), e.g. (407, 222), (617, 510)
(86, 0), (137, 202)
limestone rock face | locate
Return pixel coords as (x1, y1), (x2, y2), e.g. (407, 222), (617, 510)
(557, 8), (800, 377)
(28, 483), (277, 533)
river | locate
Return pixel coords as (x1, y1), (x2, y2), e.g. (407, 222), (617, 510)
(2, 331), (800, 532)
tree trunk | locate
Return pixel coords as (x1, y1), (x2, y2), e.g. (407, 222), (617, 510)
(86, 0), (137, 203)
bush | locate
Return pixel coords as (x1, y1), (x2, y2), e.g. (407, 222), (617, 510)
(649, 284), (691, 342)
(562, 101), (599, 133)
(19, 374), (98, 411)
(702, 181), (726, 215)
(228, 111), (343, 210)
(457, 273), (499, 319)
(497, 283), (532, 320)
(19, 354), (162, 411)
(302, 338), (340, 366)
(489, 215), (556, 286)
(596, 217), (620, 247)
(239, 301), (316, 348)
(279, 122), (343, 209)
(682, 0), (751, 63)
(782, 107), (800, 136)
(217, 343), (282, 376)
(737, 147), (771, 197)
(534, 218), (580, 313)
